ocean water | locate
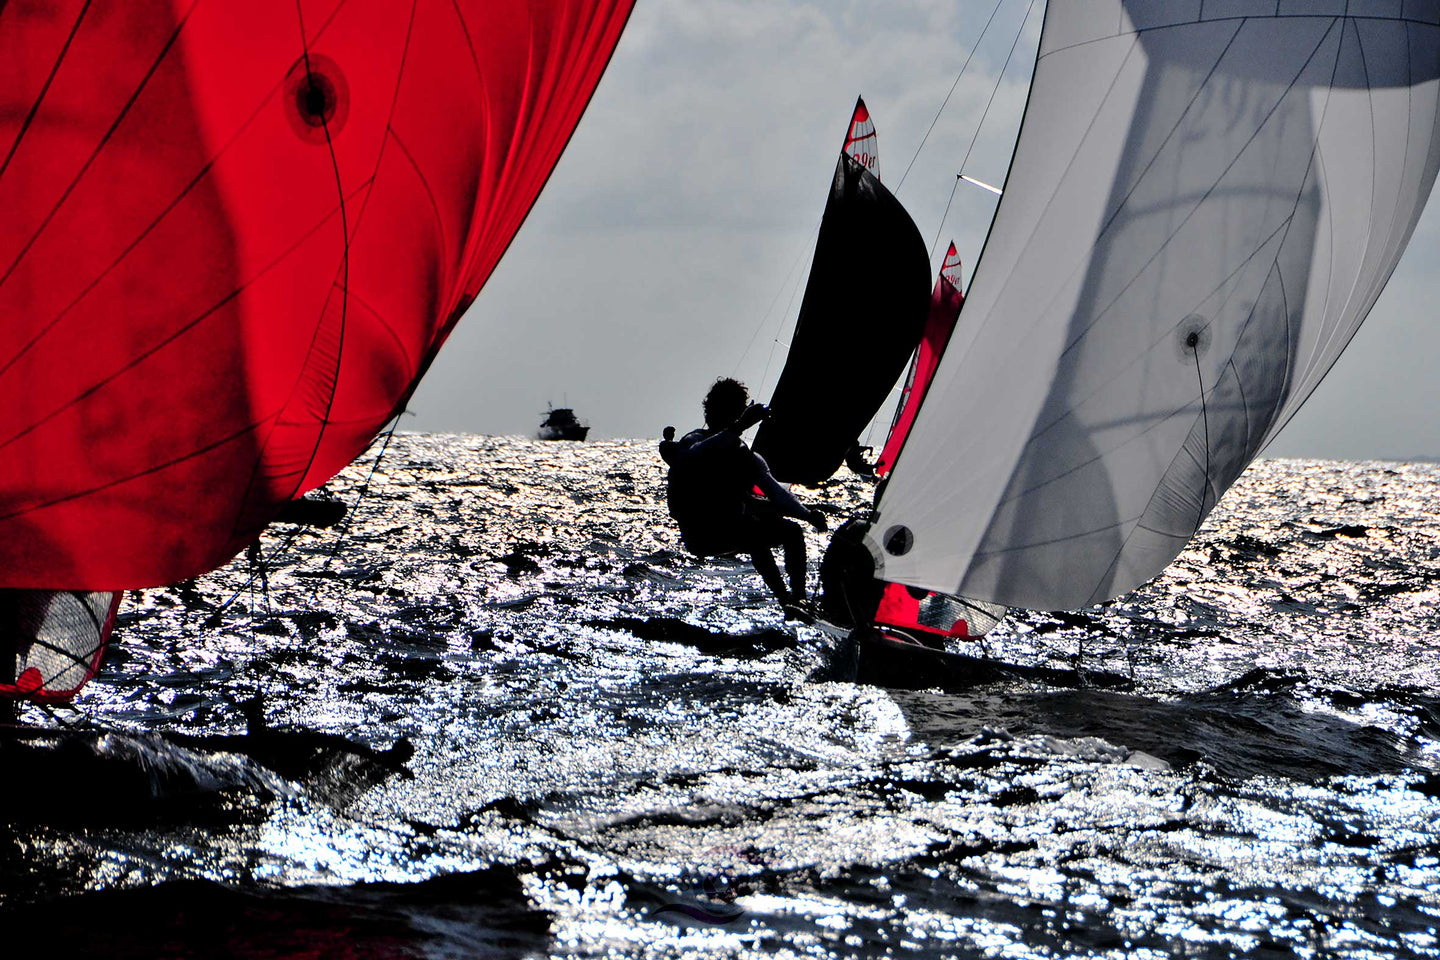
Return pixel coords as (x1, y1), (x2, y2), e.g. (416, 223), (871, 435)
(4, 434), (1440, 959)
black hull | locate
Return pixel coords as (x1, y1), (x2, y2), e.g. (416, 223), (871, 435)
(537, 426), (589, 441)
(852, 628), (1132, 692)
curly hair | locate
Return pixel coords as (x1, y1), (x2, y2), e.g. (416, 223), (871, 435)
(703, 377), (749, 428)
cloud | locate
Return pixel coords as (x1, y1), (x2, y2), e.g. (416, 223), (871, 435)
(411, 0), (1440, 462)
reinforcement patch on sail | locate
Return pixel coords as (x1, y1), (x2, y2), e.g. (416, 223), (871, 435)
(753, 153), (930, 485)
(1, 590), (120, 703)
(873, 5), (1440, 610)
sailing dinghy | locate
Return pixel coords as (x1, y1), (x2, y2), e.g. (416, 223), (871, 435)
(769, 5), (1440, 680)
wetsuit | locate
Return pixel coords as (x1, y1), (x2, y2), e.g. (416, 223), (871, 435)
(661, 423), (814, 603)
(664, 426), (808, 552)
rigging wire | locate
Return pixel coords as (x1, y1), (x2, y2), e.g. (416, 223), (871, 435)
(895, 0), (1009, 194)
(755, 242), (815, 400)
(201, 409), (404, 629)
(863, 0), (1039, 452)
(321, 410), (404, 568)
(929, 174), (966, 269)
(1191, 342), (1213, 535)
(732, 239), (815, 377)
(740, 0), (1040, 436)
(201, 525), (305, 629)
(931, 0), (1040, 261)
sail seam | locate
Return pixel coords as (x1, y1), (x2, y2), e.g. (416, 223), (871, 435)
(1291, 18), (1384, 403)
(251, 0), (419, 524)
(1081, 254), (1306, 603)
(0, 78), (296, 391)
(0, 422), (260, 523)
(288, 0), (353, 503)
(0, 178), (373, 457)
(0, 0), (201, 298)
(971, 516), (1135, 559)
(994, 15), (1341, 588)
(330, 286), (414, 371)
(1000, 221), (1292, 500)
(1264, 21), (1430, 449)
(1192, 344), (1212, 534)
(1041, 11), (1433, 60)
(0, 0), (358, 392)
(1258, 20), (1351, 445)
(1056, 18), (1342, 361)
(1081, 24), (1247, 282)
(387, 129), (450, 273)
(0, 0), (93, 184)
(1228, 357), (1253, 458)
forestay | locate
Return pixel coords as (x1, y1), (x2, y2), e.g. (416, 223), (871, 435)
(871, 3), (1440, 610)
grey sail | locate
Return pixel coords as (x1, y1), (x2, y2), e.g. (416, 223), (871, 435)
(870, 3), (1440, 610)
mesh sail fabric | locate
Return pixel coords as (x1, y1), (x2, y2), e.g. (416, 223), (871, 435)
(872, 4), (1440, 610)
(877, 243), (964, 477)
(0, 590), (120, 702)
(873, 582), (1005, 640)
(753, 152), (931, 485)
(0, 0), (632, 590)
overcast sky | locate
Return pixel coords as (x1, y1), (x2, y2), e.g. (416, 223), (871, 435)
(408, 0), (1440, 462)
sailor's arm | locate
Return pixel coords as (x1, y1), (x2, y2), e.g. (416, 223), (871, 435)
(752, 452), (827, 531)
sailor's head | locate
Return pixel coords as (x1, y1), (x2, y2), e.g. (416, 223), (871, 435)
(704, 377), (748, 429)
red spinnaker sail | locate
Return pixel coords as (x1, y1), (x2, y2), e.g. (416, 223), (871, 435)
(0, 0), (633, 590)
(843, 97), (878, 179)
(876, 243), (964, 476)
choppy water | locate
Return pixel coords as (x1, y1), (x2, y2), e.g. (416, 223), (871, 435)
(4, 434), (1440, 959)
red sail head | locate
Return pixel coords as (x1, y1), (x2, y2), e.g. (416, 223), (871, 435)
(843, 97), (879, 179)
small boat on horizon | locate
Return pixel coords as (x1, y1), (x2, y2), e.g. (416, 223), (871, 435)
(538, 406), (590, 442)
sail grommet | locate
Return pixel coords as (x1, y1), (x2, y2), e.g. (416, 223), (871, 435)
(882, 525), (913, 556)
(1175, 315), (1212, 363)
(285, 54), (350, 144)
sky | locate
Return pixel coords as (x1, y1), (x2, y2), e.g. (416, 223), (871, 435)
(409, 0), (1440, 462)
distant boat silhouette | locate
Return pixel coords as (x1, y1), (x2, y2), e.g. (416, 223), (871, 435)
(538, 406), (590, 442)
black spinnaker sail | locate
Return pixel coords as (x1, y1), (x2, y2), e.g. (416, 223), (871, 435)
(752, 98), (931, 486)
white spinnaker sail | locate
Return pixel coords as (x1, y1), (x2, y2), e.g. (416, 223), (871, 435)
(870, 4), (1440, 611)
